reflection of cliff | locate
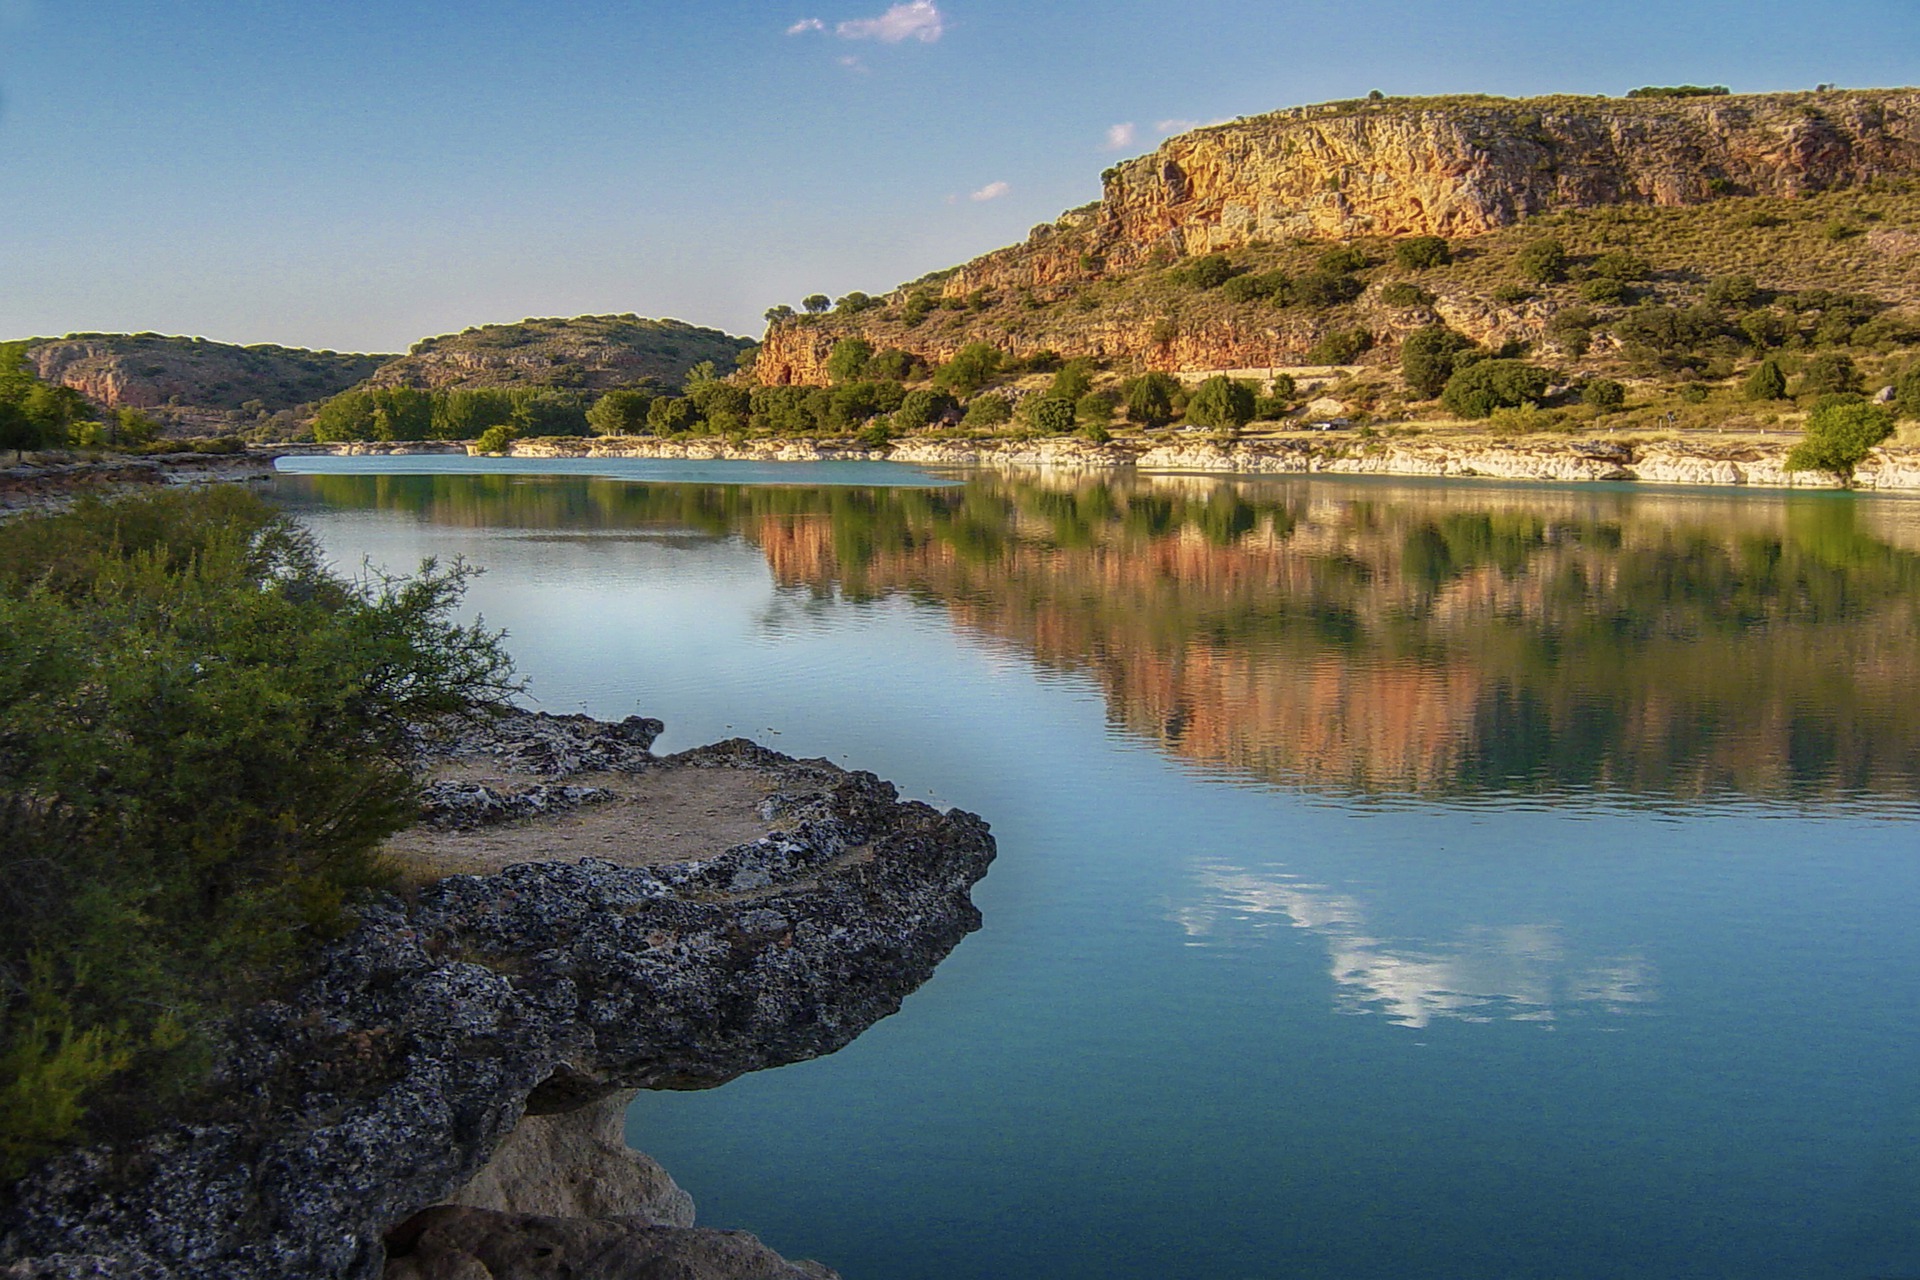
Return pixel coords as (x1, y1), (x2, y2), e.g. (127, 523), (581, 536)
(284, 470), (1920, 803)
(747, 477), (1920, 802)
(1174, 863), (1657, 1027)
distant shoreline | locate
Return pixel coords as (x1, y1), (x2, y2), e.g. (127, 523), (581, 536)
(294, 433), (1920, 492)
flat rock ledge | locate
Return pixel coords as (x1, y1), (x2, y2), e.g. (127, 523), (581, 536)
(1, 711), (995, 1280)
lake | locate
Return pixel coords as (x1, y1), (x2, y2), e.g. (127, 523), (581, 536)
(272, 458), (1920, 1280)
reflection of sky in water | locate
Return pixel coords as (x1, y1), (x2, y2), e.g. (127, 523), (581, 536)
(1175, 863), (1657, 1027)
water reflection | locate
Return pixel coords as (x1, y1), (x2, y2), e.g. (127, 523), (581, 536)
(1175, 863), (1658, 1027)
(276, 466), (1920, 806)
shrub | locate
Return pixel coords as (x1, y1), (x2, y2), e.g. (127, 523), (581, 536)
(1401, 325), (1476, 399)
(1025, 396), (1077, 435)
(1515, 239), (1569, 284)
(1705, 275), (1761, 310)
(1267, 373), (1297, 402)
(1582, 378), (1627, 411)
(1680, 383), (1711, 404)
(586, 389), (655, 436)
(1378, 281), (1435, 307)
(933, 343), (1004, 396)
(1075, 391), (1117, 427)
(1316, 245), (1370, 273)
(864, 348), (924, 383)
(894, 388), (958, 432)
(1222, 273), (1277, 304)
(1306, 328), (1372, 366)
(1799, 352), (1864, 397)
(1124, 372), (1181, 428)
(1744, 358), (1789, 400)
(474, 423), (518, 453)
(901, 293), (937, 327)
(1893, 366), (1920, 420)
(1785, 399), (1895, 480)
(1394, 236), (1452, 270)
(962, 393), (1012, 427)
(1291, 271), (1365, 308)
(646, 396), (701, 435)
(835, 291), (878, 314)
(0, 489), (514, 1173)
(1492, 283), (1534, 304)
(1441, 359), (1550, 418)
(1579, 277), (1629, 305)
(1588, 251), (1651, 282)
(1049, 359), (1096, 402)
(1077, 419), (1112, 444)
(826, 338), (875, 384)
(1185, 376), (1257, 430)
(1187, 254), (1234, 289)
(1627, 85), (1729, 98)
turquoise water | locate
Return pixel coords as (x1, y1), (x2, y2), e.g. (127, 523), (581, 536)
(274, 461), (1920, 1280)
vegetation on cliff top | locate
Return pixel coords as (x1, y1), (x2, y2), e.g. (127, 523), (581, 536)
(0, 488), (516, 1177)
(366, 314), (754, 394)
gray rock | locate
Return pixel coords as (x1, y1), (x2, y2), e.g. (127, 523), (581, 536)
(383, 1206), (836, 1280)
(448, 1092), (692, 1227)
(0, 722), (993, 1280)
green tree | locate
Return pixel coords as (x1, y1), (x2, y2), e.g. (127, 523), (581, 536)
(1892, 366), (1920, 420)
(962, 393), (1012, 428)
(1049, 359), (1095, 402)
(1186, 254), (1234, 289)
(802, 294), (831, 314)
(1394, 236), (1452, 269)
(1125, 372), (1181, 429)
(1075, 391), (1117, 427)
(1785, 399), (1896, 482)
(1401, 326), (1475, 399)
(0, 400), (46, 461)
(1515, 238), (1569, 284)
(1581, 378), (1627, 411)
(1442, 360), (1550, 418)
(586, 390), (654, 436)
(933, 343), (1004, 397)
(1745, 358), (1789, 401)
(473, 423), (518, 453)
(1185, 375), (1257, 430)
(647, 396), (702, 435)
(1800, 353), (1864, 397)
(1026, 396), (1077, 435)
(835, 291), (877, 314)
(1307, 328), (1372, 365)
(826, 338), (876, 384)
(895, 388), (958, 432)
(1705, 275), (1760, 310)
(764, 305), (795, 323)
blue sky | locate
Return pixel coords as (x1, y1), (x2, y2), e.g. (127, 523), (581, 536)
(2, 0), (1915, 352)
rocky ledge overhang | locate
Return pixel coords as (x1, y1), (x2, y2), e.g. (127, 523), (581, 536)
(1, 713), (995, 1279)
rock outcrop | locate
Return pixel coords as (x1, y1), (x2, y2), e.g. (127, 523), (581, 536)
(755, 88), (1920, 384)
(0, 712), (994, 1280)
(25, 337), (387, 413)
(364, 317), (754, 394)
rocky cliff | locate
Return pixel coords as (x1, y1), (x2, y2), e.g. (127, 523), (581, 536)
(364, 316), (754, 394)
(24, 336), (387, 414)
(756, 88), (1920, 383)
(0, 711), (994, 1280)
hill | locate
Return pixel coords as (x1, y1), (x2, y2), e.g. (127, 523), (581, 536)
(756, 88), (1920, 384)
(24, 334), (387, 419)
(364, 315), (755, 393)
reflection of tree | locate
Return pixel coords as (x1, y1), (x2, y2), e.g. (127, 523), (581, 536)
(281, 471), (1920, 803)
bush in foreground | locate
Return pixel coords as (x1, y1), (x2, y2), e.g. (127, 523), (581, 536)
(1785, 399), (1895, 482)
(0, 488), (516, 1175)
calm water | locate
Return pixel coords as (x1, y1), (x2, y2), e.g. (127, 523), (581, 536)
(273, 460), (1920, 1280)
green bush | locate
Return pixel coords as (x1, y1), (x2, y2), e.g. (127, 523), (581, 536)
(1306, 328), (1372, 365)
(1291, 271), (1364, 308)
(933, 343), (1005, 397)
(1492, 283), (1534, 304)
(1316, 245), (1370, 274)
(1186, 254), (1234, 289)
(826, 338), (875, 384)
(962, 393), (1013, 427)
(1124, 372), (1181, 429)
(0, 489), (513, 1174)
(1441, 359), (1551, 419)
(1582, 378), (1627, 411)
(1892, 366), (1920, 420)
(1799, 352), (1865, 397)
(1379, 281), (1435, 307)
(865, 348), (924, 382)
(895, 388), (958, 432)
(1049, 359), (1096, 402)
(1401, 326), (1476, 399)
(1588, 251), (1651, 282)
(1394, 236), (1452, 270)
(1025, 396), (1078, 435)
(1579, 277), (1629, 305)
(1515, 239), (1569, 284)
(586, 389), (655, 436)
(646, 396), (701, 436)
(1705, 275), (1761, 310)
(1744, 359), (1789, 400)
(474, 423), (518, 453)
(1185, 376), (1257, 430)
(1785, 399), (1895, 480)
(1075, 391), (1117, 427)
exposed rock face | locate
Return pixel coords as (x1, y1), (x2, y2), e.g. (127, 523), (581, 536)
(365, 317), (754, 394)
(383, 1207), (834, 1280)
(25, 337), (387, 413)
(446, 1092), (692, 1226)
(755, 89), (1920, 384)
(0, 713), (994, 1280)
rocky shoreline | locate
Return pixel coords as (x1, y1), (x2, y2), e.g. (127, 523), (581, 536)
(0, 452), (279, 516)
(295, 433), (1920, 492)
(0, 710), (996, 1280)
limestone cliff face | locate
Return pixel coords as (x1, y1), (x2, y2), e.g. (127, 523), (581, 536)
(755, 89), (1920, 384)
(24, 336), (386, 412)
(364, 316), (753, 393)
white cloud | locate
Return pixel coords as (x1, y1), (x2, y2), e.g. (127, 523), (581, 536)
(969, 180), (1011, 202)
(1156, 118), (1200, 134)
(785, 16), (825, 34)
(837, 1), (944, 43)
(837, 53), (869, 73)
(1102, 122), (1137, 151)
